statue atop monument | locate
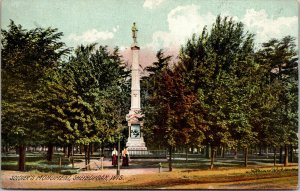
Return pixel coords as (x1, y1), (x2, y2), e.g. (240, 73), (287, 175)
(131, 22), (138, 44)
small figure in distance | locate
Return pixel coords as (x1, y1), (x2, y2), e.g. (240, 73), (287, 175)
(124, 147), (130, 166)
(122, 148), (126, 166)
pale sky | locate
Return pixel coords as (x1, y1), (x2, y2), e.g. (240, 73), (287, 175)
(2, 0), (298, 67)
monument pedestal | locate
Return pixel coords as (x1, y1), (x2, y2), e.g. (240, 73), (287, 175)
(126, 137), (147, 150)
(125, 113), (147, 151)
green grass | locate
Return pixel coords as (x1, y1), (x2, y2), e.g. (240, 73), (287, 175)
(2, 152), (298, 174)
(1, 153), (76, 173)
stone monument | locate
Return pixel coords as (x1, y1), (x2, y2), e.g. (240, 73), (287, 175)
(126, 22), (147, 151)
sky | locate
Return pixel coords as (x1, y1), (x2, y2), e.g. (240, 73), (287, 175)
(2, 0), (298, 67)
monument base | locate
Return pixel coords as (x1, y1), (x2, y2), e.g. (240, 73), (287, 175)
(126, 137), (147, 150)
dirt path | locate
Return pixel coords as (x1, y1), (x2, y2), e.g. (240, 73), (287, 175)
(70, 158), (164, 175)
(1, 160), (298, 189)
(1, 158), (164, 189)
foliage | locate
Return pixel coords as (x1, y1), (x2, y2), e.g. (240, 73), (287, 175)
(142, 15), (298, 169)
(1, 16), (298, 171)
(255, 36), (298, 148)
(177, 15), (258, 149)
(43, 44), (130, 147)
(1, 20), (69, 146)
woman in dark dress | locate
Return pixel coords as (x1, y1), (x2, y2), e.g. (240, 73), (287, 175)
(122, 148), (126, 166)
(124, 147), (130, 166)
(112, 147), (118, 167)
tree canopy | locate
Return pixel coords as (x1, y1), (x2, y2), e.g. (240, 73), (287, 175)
(1, 16), (298, 171)
(142, 15), (298, 169)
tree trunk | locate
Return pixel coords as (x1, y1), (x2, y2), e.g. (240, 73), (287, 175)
(168, 146), (172, 172)
(284, 144), (288, 167)
(18, 144), (26, 171)
(84, 145), (88, 170)
(84, 145), (90, 170)
(90, 143), (94, 155)
(279, 146), (283, 163)
(210, 146), (215, 169)
(88, 144), (91, 166)
(101, 145), (104, 157)
(206, 145), (210, 159)
(70, 145), (74, 154)
(75, 145), (78, 154)
(47, 144), (54, 162)
(221, 146), (225, 158)
(244, 147), (248, 167)
(185, 146), (188, 162)
(289, 145), (293, 163)
(67, 145), (72, 158)
(63, 146), (67, 157)
(266, 146), (268, 159)
(5, 144), (9, 153)
(79, 144), (83, 154)
(259, 146), (262, 156)
(217, 147), (221, 157)
(273, 147), (276, 166)
(234, 148), (238, 159)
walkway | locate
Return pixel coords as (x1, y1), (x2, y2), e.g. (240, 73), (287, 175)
(70, 158), (168, 175)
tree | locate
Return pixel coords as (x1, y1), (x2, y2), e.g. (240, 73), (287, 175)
(1, 21), (68, 171)
(43, 44), (130, 167)
(143, 50), (205, 171)
(143, 50), (174, 170)
(177, 15), (257, 168)
(256, 36), (298, 166)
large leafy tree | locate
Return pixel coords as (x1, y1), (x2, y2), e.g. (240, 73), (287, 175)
(1, 21), (69, 171)
(177, 15), (258, 168)
(43, 44), (130, 167)
(256, 36), (298, 166)
(142, 51), (174, 170)
(143, 50), (205, 171)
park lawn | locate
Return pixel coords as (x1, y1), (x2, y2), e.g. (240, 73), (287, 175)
(113, 166), (298, 189)
(161, 176), (298, 189)
(1, 166), (298, 189)
(1, 153), (83, 173)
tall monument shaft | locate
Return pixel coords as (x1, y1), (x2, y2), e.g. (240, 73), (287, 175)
(126, 23), (147, 151)
(130, 47), (141, 110)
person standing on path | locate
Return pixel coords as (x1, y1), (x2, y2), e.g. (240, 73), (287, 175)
(122, 148), (126, 166)
(124, 147), (130, 166)
(112, 147), (118, 167)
